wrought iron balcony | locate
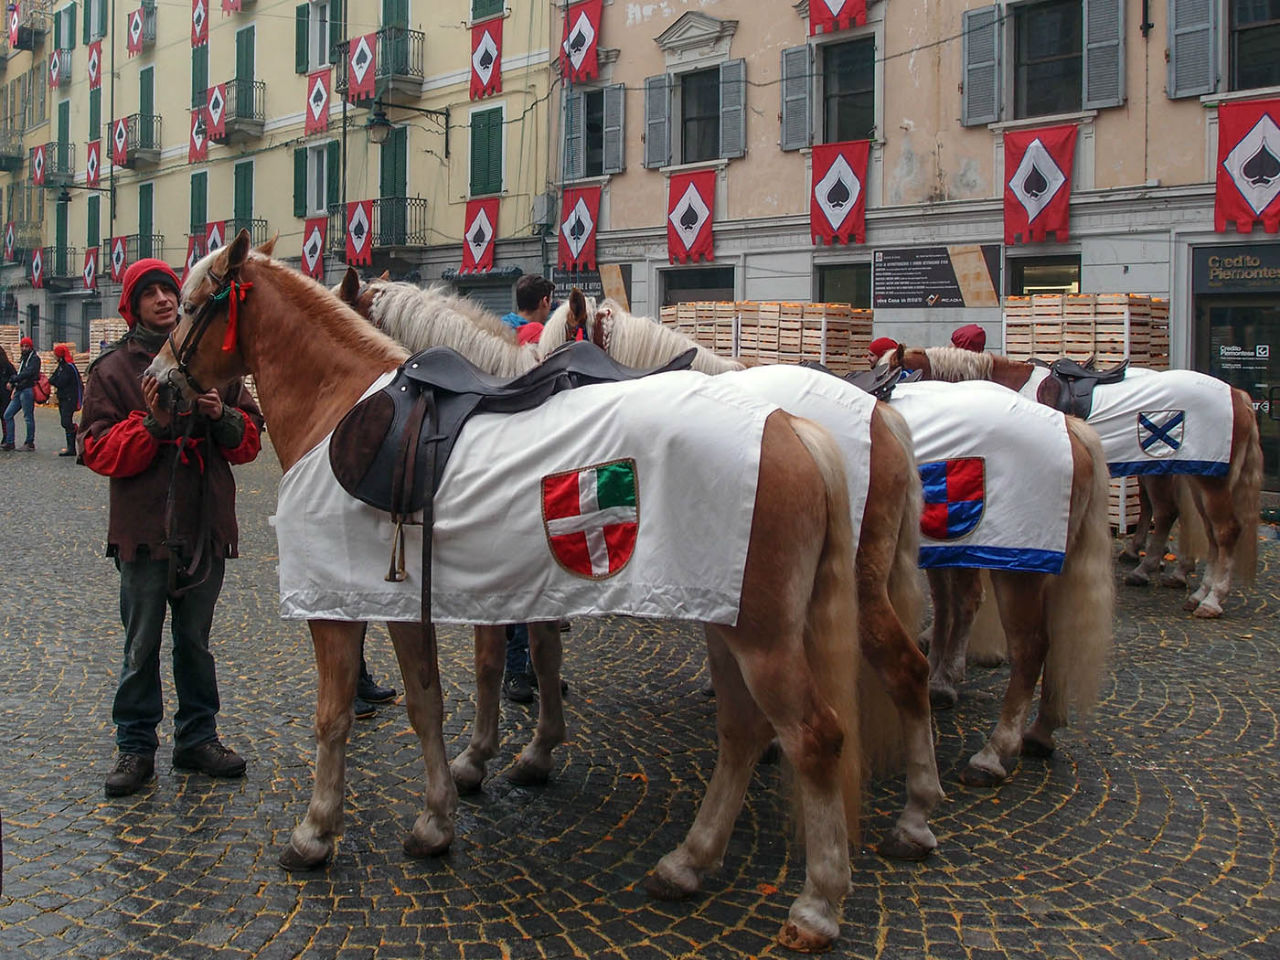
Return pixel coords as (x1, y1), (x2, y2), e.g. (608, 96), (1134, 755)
(212, 78), (265, 143)
(3, 221), (42, 261)
(50, 47), (70, 87)
(13, 1), (49, 51)
(326, 197), (428, 255)
(116, 232), (165, 264)
(213, 217), (269, 247)
(33, 141), (75, 185)
(335, 27), (425, 100)
(40, 245), (81, 290)
(134, 2), (157, 49)
(0, 127), (23, 172)
(112, 114), (162, 167)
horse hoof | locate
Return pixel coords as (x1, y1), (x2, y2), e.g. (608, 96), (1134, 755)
(403, 832), (451, 859)
(644, 871), (695, 902)
(958, 763), (1006, 787)
(1021, 737), (1055, 759)
(876, 834), (934, 862)
(929, 687), (958, 711)
(1117, 551), (1141, 565)
(777, 921), (834, 953)
(1160, 575), (1188, 589)
(1192, 603), (1222, 619)
(1183, 597), (1202, 612)
(278, 842), (331, 872)
(449, 762), (486, 795)
(1123, 570), (1151, 587)
(505, 762), (551, 787)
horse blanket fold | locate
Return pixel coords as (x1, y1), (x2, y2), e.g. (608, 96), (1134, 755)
(890, 380), (1073, 574)
(722, 365), (874, 540)
(272, 371), (775, 625)
(1019, 366), (1233, 476)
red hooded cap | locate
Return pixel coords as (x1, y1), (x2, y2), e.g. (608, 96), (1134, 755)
(19, 336), (33, 350)
(53, 343), (72, 362)
(118, 258), (181, 328)
(869, 336), (899, 358)
(951, 323), (987, 352)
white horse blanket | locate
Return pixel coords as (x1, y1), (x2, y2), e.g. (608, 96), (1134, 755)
(271, 371), (777, 625)
(1020, 367), (1232, 476)
(891, 380), (1073, 574)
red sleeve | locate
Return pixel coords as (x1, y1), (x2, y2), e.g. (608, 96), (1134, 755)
(220, 411), (261, 465)
(81, 410), (161, 478)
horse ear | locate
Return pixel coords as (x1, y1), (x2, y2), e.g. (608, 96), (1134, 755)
(338, 267), (360, 304)
(569, 287), (587, 323)
(893, 344), (905, 367)
(225, 229), (253, 271)
(256, 232), (279, 256)
(378, 270), (390, 281)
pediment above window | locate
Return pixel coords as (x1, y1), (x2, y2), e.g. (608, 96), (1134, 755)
(655, 12), (737, 68)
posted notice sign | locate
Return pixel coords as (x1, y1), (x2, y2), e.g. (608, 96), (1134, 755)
(873, 244), (1001, 308)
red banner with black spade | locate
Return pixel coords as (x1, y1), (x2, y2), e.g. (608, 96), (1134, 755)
(809, 0), (866, 35)
(87, 40), (102, 89)
(561, 0), (602, 82)
(83, 247), (98, 291)
(558, 185), (601, 272)
(4, 222), (15, 261)
(48, 50), (60, 89)
(1216, 97), (1280, 233)
(461, 198), (499, 274)
(205, 220), (227, 253)
(126, 8), (143, 56)
(347, 32), (377, 103)
(182, 234), (205, 283)
(811, 139), (869, 245)
(1004, 124), (1076, 244)
(111, 118), (128, 166)
(306, 69), (330, 134)
(301, 216), (327, 279)
(346, 200), (372, 265)
(31, 143), (45, 186)
(191, 0), (208, 47)
(109, 235), (128, 282)
(206, 83), (227, 140)
(30, 247), (43, 289)
(667, 169), (715, 263)
(86, 139), (101, 187)
(188, 108), (207, 162)
(470, 18), (502, 100)
(8, 5), (18, 50)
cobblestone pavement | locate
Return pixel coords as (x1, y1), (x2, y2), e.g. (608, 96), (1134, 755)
(1, 406), (1277, 959)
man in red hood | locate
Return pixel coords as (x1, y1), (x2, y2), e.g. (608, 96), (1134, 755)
(79, 257), (265, 798)
(951, 323), (987, 352)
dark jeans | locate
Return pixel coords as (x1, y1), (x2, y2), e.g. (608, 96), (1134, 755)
(505, 623), (530, 676)
(2, 386), (34, 445)
(113, 553), (226, 757)
(58, 399), (76, 449)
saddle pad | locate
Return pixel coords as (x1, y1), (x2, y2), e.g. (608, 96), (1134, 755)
(722, 365), (874, 541)
(890, 380), (1073, 574)
(271, 370), (776, 625)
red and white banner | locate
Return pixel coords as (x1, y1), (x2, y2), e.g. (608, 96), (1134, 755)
(110, 236), (128, 282)
(470, 18), (502, 100)
(8, 5), (18, 50)
(31, 144), (45, 186)
(30, 247), (43, 288)
(87, 40), (102, 89)
(461, 198), (499, 274)
(1216, 97), (1280, 234)
(111, 118), (128, 166)
(667, 169), (716, 263)
(811, 139), (870, 246)
(4, 222), (15, 261)
(305, 70), (330, 134)
(301, 216), (327, 279)
(206, 219), (227, 253)
(561, 0), (602, 82)
(83, 247), (98, 291)
(191, 0), (208, 47)
(206, 83), (226, 139)
(126, 8), (143, 56)
(809, 0), (866, 35)
(347, 32), (377, 103)
(188, 109), (207, 162)
(183, 234), (205, 282)
(558, 184), (601, 272)
(346, 200), (372, 265)
(86, 139), (101, 187)
(48, 49), (60, 89)
(221, 0), (241, 12)
(1004, 124), (1077, 244)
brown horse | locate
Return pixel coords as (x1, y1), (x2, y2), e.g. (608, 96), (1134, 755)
(338, 274), (944, 861)
(886, 345), (1262, 618)
(147, 233), (869, 951)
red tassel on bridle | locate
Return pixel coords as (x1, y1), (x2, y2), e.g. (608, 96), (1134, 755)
(213, 280), (254, 352)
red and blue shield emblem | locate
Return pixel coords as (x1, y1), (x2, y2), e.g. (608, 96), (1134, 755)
(919, 457), (984, 541)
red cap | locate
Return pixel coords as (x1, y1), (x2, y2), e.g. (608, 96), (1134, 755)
(951, 323), (987, 352)
(53, 343), (72, 361)
(869, 336), (899, 357)
(118, 258), (181, 328)
(19, 336), (33, 350)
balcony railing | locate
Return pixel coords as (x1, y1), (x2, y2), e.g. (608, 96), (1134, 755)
(4, 221), (42, 261)
(14, 2), (50, 51)
(212, 217), (269, 247)
(326, 197), (428, 254)
(335, 27), (425, 99)
(213, 78), (265, 143)
(113, 114), (162, 167)
(0, 127), (23, 172)
(41, 245), (81, 289)
(136, 2), (157, 48)
(33, 141), (75, 185)
(50, 48), (70, 87)
(117, 232), (164, 265)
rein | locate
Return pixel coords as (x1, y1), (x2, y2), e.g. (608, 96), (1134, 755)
(167, 266), (253, 396)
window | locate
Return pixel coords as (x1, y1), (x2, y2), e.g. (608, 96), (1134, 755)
(1231, 0), (1280, 90)
(53, 4), (75, 50)
(234, 161), (254, 223)
(470, 106), (503, 196)
(192, 44), (208, 109)
(138, 183), (153, 258)
(24, 65), (48, 130)
(190, 171), (207, 232)
(472, 0), (501, 20)
(1008, 255), (1080, 295)
(961, 0), (1123, 125)
(293, 140), (340, 217)
(822, 38), (875, 142)
(87, 194), (99, 250)
(85, 0), (107, 42)
(817, 263), (871, 308)
(643, 60), (745, 168)
(80, 301), (100, 350)
(661, 266), (735, 305)
(564, 84), (624, 180)
(296, 0), (343, 71)
(1171, 0), (1280, 97)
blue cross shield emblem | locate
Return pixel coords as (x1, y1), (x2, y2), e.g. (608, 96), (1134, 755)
(1137, 410), (1185, 458)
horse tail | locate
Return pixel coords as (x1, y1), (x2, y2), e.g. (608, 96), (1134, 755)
(1229, 388), (1262, 586)
(1175, 477), (1208, 570)
(1044, 418), (1114, 719)
(879, 403), (924, 650)
(789, 415), (863, 840)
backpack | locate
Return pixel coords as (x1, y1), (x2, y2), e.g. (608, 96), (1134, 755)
(31, 372), (51, 403)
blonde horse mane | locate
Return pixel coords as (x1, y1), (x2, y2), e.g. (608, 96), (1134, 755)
(365, 280), (540, 378)
(594, 300), (744, 374)
(921, 347), (995, 382)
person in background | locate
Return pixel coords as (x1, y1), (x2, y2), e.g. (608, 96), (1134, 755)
(867, 336), (899, 368)
(80, 258), (264, 798)
(499, 274), (556, 346)
(3, 335), (40, 451)
(48, 343), (84, 457)
(0, 345), (15, 448)
(951, 324), (987, 352)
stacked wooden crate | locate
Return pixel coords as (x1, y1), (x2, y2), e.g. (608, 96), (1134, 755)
(660, 301), (871, 371)
(89, 318), (129, 361)
(1148, 298), (1170, 370)
(0, 324), (19, 361)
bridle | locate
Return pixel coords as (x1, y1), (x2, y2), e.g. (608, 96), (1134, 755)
(166, 263), (253, 397)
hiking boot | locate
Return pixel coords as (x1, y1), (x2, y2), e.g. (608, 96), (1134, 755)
(503, 671), (534, 704)
(0, 443), (13, 451)
(20, 441), (34, 451)
(529, 672), (569, 696)
(58, 448), (75, 457)
(353, 696), (378, 720)
(357, 676), (397, 703)
(105, 753), (155, 797)
(172, 740), (247, 778)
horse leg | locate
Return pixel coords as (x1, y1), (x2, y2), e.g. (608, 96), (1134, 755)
(506, 621), (566, 785)
(928, 568), (980, 710)
(1125, 477), (1177, 587)
(1119, 480), (1153, 564)
(449, 625), (505, 793)
(386, 620), (457, 858)
(280, 619), (364, 870)
(1184, 477), (1239, 618)
(961, 573), (1049, 786)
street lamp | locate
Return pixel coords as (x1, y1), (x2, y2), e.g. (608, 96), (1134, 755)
(365, 99), (450, 157)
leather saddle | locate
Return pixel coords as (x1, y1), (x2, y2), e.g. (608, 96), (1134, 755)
(1036, 357), (1128, 419)
(800, 360), (922, 400)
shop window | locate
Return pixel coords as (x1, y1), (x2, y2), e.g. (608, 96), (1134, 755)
(661, 266), (735, 305)
(1008, 254), (1080, 295)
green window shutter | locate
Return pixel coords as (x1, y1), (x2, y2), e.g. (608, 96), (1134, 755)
(82, 0), (90, 45)
(293, 148), (307, 218)
(97, 0), (106, 39)
(57, 100), (69, 149)
(236, 26), (254, 82)
(295, 5), (309, 74)
(88, 87), (100, 139)
(67, 5), (75, 47)
(191, 171), (207, 231)
(138, 184), (153, 255)
(471, 0), (501, 21)
(326, 139), (341, 207)
(191, 45), (208, 109)
(86, 194), (99, 248)
(328, 0), (344, 64)
(234, 162), (253, 222)
(53, 9), (61, 49)
(380, 125), (406, 196)
(470, 108), (501, 196)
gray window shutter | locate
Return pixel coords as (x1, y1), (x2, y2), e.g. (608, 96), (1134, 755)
(719, 58), (746, 159)
(563, 89), (585, 181)
(780, 44), (811, 151)
(1083, 0), (1124, 108)
(603, 82), (624, 174)
(643, 74), (670, 169)
(1168, 0), (1217, 99)
(962, 5), (1001, 126)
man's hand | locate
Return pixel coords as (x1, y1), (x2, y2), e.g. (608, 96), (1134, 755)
(194, 390), (223, 420)
(141, 375), (172, 429)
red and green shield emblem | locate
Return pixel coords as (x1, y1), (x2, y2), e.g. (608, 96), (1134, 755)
(542, 458), (639, 578)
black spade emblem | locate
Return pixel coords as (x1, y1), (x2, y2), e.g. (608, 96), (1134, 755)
(1022, 164), (1049, 199)
(470, 222), (488, 247)
(311, 86), (325, 106)
(1242, 143), (1280, 186)
(569, 29), (586, 54)
(479, 48), (494, 70)
(679, 205), (700, 230)
(306, 237), (319, 258)
(352, 220), (365, 240)
(355, 47), (369, 69)
(569, 216), (586, 241)
(825, 177), (851, 208)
